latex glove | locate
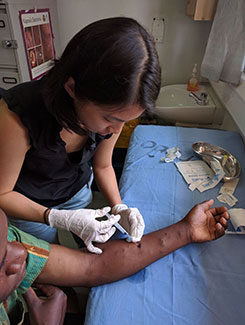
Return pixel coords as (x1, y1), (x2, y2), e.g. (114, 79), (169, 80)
(111, 204), (145, 242)
(49, 207), (120, 254)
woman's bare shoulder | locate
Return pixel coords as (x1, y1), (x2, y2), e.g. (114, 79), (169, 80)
(0, 98), (30, 146)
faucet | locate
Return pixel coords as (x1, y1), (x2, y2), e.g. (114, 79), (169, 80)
(189, 92), (208, 105)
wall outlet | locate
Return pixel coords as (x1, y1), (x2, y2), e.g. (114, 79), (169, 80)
(152, 17), (165, 43)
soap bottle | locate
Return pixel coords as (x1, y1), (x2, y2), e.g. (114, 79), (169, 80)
(187, 63), (199, 91)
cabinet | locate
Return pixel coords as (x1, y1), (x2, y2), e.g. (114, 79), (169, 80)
(0, 2), (19, 88)
(186, 0), (218, 21)
(0, 69), (19, 88)
(0, 0), (60, 89)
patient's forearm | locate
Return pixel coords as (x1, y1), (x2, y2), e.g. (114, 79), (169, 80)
(38, 220), (190, 287)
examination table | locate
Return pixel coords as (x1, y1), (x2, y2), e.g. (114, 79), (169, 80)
(85, 125), (245, 325)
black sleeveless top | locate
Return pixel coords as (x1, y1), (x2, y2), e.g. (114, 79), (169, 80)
(0, 80), (111, 206)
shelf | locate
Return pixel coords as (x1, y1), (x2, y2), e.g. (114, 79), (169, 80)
(186, 0), (218, 21)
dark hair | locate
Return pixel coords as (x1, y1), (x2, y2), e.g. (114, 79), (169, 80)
(44, 17), (161, 135)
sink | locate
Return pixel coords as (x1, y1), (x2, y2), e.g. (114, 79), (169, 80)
(155, 84), (216, 124)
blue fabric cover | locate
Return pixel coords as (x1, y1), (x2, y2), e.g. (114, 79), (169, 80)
(85, 126), (245, 325)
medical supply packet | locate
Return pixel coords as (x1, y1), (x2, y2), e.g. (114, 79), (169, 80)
(175, 160), (224, 192)
(160, 146), (181, 163)
(226, 208), (245, 234)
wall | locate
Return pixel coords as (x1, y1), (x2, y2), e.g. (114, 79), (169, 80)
(210, 78), (245, 140)
(56, 0), (213, 85)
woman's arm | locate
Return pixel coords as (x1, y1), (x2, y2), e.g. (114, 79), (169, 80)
(37, 200), (229, 287)
(93, 127), (145, 242)
(92, 131), (123, 207)
(0, 100), (48, 222)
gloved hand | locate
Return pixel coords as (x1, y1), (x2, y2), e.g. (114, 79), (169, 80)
(111, 204), (145, 242)
(49, 207), (120, 254)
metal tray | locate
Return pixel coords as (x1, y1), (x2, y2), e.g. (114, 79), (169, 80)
(192, 142), (241, 181)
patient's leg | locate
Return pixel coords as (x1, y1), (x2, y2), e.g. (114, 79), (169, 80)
(37, 202), (228, 287)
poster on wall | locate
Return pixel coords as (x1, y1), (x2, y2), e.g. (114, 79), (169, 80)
(19, 8), (55, 80)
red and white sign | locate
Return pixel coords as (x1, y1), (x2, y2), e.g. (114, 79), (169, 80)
(19, 8), (55, 80)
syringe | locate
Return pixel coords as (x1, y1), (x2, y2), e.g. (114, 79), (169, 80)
(106, 213), (133, 241)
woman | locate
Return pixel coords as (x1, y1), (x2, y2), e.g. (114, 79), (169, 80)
(0, 17), (161, 253)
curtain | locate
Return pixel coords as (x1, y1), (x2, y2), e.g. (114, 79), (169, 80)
(201, 0), (245, 86)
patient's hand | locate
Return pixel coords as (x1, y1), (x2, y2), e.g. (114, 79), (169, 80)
(183, 199), (229, 243)
(23, 284), (67, 325)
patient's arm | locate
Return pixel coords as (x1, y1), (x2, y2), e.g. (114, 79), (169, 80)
(37, 200), (228, 287)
